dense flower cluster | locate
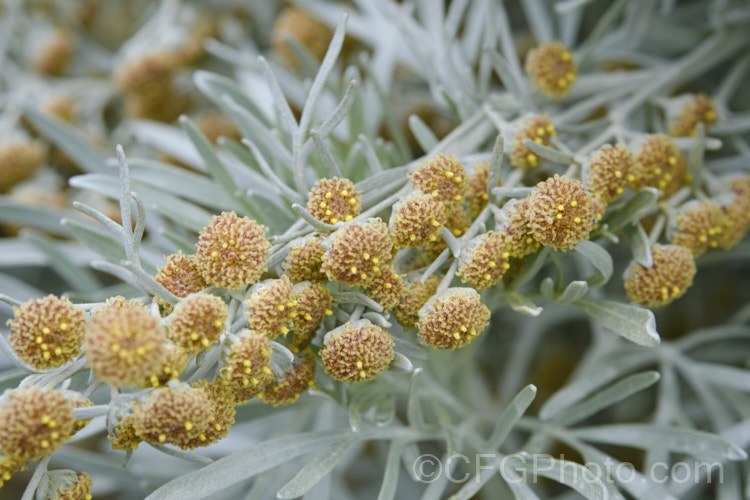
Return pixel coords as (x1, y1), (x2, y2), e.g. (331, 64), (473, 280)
(321, 219), (393, 287)
(631, 134), (686, 199)
(410, 154), (469, 213)
(510, 114), (556, 170)
(246, 277), (298, 339)
(669, 94), (716, 137)
(320, 320), (394, 382)
(525, 42), (577, 99)
(219, 332), (274, 403)
(417, 288), (491, 350)
(283, 235), (327, 282)
(195, 211), (271, 290)
(389, 190), (447, 248)
(262, 352), (317, 406)
(307, 177), (361, 225)
(624, 245), (696, 308)
(85, 304), (168, 387)
(8, 295), (86, 370)
(167, 294), (227, 354)
(586, 144), (635, 205)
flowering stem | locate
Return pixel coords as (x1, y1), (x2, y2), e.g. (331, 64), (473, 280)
(437, 259), (460, 293)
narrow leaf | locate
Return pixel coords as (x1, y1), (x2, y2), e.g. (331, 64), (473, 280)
(377, 440), (405, 500)
(506, 292), (543, 317)
(276, 438), (357, 499)
(62, 219), (127, 263)
(488, 385), (537, 449)
(408, 114), (439, 153)
(573, 424), (747, 461)
(623, 223), (653, 267)
(573, 297), (660, 346)
(21, 104), (107, 173)
(145, 432), (350, 500)
(511, 454), (609, 500)
(558, 280), (588, 303)
(554, 371), (660, 426)
(522, 139), (574, 164)
(573, 240), (613, 287)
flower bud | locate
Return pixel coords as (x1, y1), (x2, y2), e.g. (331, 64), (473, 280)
(624, 244), (696, 308)
(321, 218), (393, 287)
(261, 352), (316, 406)
(410, 154), (469, 214)
(393, 276), (440, 330)
(320, 320), (394, 382)
(502, 199), (541, 258)
(138, 342), (189, 388)
(219, 332), (274, 403)
(182, 381), (236, 449)
(525, 42), (577, 99)
(246, 277), (298, 339)
(720, 176), (750, 249)
(458, 231), (512, 290)
(511, 114), (556, 170)
(283, 235), (327, 282)
(195, 211), (271, 290)
(155, 252), (207, 310)
(417, 288), (490, 349)
(669, 94), (716, 137)
(468, 162), (502, 218)
(526, 174), (598, 250)
(7, 295), (86, 370)
(167, 294), (228, 354)
(290, 283), (333, 352)
(671, 201), (725, 256)
(631, 134), (686, 199)
(306, 177), (361, 226)
(84, 304), (167, 387)
(109, 414), (140, 451)
(0, 387), (75, 462)
(133, 383), (212, 450)
(0, 139), (46, 193)
(389, 190), (447, 248)
(365, 266), (404, 312)
(587, 144), (634, 204)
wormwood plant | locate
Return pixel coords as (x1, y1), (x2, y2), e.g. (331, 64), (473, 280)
(1, 0), (750, 499)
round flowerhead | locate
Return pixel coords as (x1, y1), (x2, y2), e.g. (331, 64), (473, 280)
(70, 398), (94, 434)
(510, 114), (556, 170)
(246, 277), (298, 339)
(410, 154), (469, 214)
(155, 251), (207, 308)
(720, 175), (750, 249)
(586, 144), (635, 204)
(624, 244), (696, 308)
(320, 320), (394, 382)
(669, 94), (716, 137)
(0, 387), (75, 462)
(526, 174), (598, 250)
(417, 288), (491, 349)
(671, 201), (725, 256)
(525, 42), (577, 99)
(195, 211), (271, 290)
(631, 134), (686, 199)
(457, 231), (511, 290)
(138, 342), (189, 388)
(167, 294), (228, 354)
(7, 295), (86, 370)
(365, 266), (404, 312)
(290, 282), (333, 352)
(272, 6), (332, 66)
(393, 276), (440, 330)
(114, 51), (175, 98)
(283, 234), (327, 282)
(389, 190), (447, 248)
(133, 383), (212, 450)
(502, 199), (541, 258)
(109, 414), (140, 451)
(219, 331), (274, 403)
(0, 139), (46, 193)
(321, 218), (393, 287)
(33, 29), (75, 77)
(84, 304), (167, 387)
(261, 352), (317, 406)
(306, 177), (361, 226)
(468, 162), (502, 218)
(182, 381), (236, 449)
